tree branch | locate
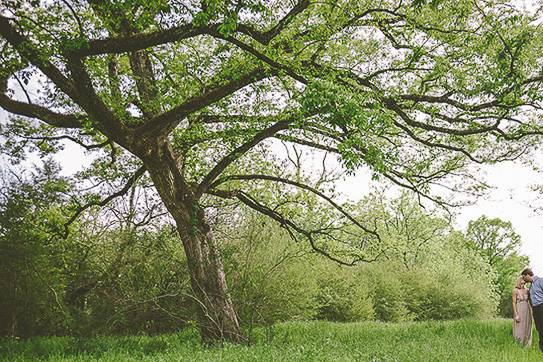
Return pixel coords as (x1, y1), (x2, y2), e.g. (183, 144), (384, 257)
(208, 188), (380, 266)
(137, 67), (273, 138)
(275, 134), (339, 153)
(0, 77), (83, 128)
(0, 16), (77, 99)
(65, 55), (133, 148)
(67, 0), (311, 56)
(211, 174), (380, 237)
(236, 0), (311, 45)
(195, 119), (292, 198)
(63, 165), (146, 237)
(70, 25), (208, 56)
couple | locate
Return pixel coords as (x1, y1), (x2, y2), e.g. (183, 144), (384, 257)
(512, 268), (543, 350)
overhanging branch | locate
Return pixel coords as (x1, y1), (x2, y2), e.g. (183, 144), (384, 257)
(210, 174), (379, 238)
(208, 188), (380, 266)
(0, 77), (83, 128)
(195, 119), (292, 198)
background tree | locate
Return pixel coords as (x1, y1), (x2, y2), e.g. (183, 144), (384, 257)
(357, 192), (450, 270)
(465, 215), (528, 316)
(0, 160), (71, 337)
(2, 0), (543, 343)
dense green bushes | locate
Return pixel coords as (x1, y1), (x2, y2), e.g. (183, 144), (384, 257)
(0, 162), (72, 337)
(0, 163), (194, 337)
(224, 218), (321, 325)
(222, 210), (498, 327)
(64, 228), (192, 336)
(0, 166), (513, 338)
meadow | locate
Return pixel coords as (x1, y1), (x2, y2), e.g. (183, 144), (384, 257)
(1, 319), (541, 362)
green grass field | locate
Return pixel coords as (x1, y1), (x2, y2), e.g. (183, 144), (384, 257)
(1, 319), (541, 361)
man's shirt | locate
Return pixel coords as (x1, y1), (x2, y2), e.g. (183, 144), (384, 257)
(530, 276), (543, 307)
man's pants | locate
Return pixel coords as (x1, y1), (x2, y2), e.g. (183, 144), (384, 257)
(533, 304), (543, 351)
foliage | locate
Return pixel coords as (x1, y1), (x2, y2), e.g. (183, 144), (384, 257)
(2, 0), (543, 266)
(64, 227), (193, 336)
(0, 163), (192, 337)
(224, 214), (321, 326)
(0, 161), (72, 337)
(0, 179), (503, 337)
(314, 265), (374, 322)
(465, 216), (529, 317)
(466, 216), (522, 266)
(3, 0), (543, 343)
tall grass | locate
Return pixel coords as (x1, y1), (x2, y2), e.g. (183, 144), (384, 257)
(1, 319), (541, 361)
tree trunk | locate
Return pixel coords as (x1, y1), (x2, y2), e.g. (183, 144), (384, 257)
(142, 142), (244, 344)
(177, 212), (245, 344)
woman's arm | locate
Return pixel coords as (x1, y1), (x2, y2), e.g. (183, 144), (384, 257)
(512, 290), (520, 322)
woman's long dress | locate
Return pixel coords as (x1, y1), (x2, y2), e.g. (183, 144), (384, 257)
(513, 288), (532, 347)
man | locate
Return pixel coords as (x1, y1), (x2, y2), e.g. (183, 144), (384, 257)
(522, 268), (543, 352)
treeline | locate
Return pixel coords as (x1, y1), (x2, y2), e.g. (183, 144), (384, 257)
(0, 162), (527, 338)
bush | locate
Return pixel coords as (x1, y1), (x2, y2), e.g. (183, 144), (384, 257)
(1, 176), (502, 337)
(0, 162), (72, 337)
(362, 264), (412, 322)
(66, 228), (193, 336)
(225, 219), (320, 327)
(315, 265), (374, 322)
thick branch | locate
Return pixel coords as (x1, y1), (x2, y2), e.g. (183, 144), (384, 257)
(68, 0), (310, 56)
(128, 49), (160, 117)
(0, 78), (82, 128)
(0, 16), (77, 99)
(137, 67), (273, 137)
(70, 25), (208, 56)
(0, 16), (132, 146)
(65, 55), (133, 148)
(195, 119), (291, 198)
(399, 93), (502, 112)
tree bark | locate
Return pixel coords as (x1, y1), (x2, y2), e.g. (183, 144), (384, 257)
(142, 141), (244, 344)
(177, 213), (245, 344)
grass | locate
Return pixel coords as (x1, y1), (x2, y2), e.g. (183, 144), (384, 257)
(1, 319), (542, 361)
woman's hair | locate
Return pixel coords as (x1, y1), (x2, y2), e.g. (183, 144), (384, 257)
(516, 276), (526, 289)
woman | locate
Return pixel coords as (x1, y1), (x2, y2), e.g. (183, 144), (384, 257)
(512, 276), (532, 347)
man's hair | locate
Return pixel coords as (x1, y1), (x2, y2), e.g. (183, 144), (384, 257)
(521, 268), (534, 277)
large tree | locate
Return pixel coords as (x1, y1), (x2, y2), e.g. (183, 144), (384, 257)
(466, 215), (529, 316)
(2, 0), (543, 343)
